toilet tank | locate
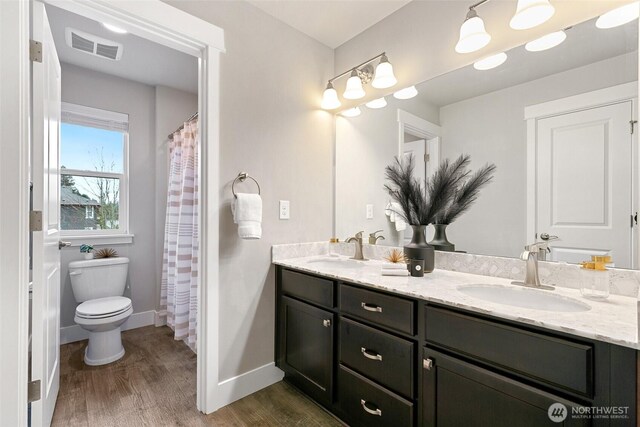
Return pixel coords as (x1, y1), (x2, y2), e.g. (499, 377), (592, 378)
(69, 257), (129, 303)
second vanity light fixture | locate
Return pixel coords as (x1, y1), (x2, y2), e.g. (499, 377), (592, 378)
(321, 52), (398, 110)
(456, 0), (555, 54)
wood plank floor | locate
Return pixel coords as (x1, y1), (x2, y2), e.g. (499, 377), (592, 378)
(52, 325), (343, 426)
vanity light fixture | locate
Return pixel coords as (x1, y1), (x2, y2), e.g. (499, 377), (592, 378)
(344, 69), (366, 100)
(365, 97), (388, 109)
(596, 2), (640, 29)
(473, 52), (507, 70)
(510, 0), (555, 30)
(321, 52), (397, 109)
(341, 107), (362, 118)
(455, 6), (492, 53)
(321, 82), (341, 110)
(103, 23), (127, 34)
(393, 86), (418, 100)
(525, 29), (567, 52)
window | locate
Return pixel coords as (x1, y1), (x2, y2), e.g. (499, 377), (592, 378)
(60, 103), (129, 236)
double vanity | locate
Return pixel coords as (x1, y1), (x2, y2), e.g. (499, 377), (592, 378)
(273, 244), (639, 426)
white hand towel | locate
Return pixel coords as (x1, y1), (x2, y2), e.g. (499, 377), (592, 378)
(395, 215), (407, 232)
(386, 202), (407, 231)
(232, 193), (262, 240)
(381, 268), (409, 276)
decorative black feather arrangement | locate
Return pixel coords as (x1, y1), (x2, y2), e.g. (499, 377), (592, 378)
(384, 154), (495, 226)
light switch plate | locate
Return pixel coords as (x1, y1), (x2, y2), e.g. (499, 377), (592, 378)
(366, 204), (374, 219)
(279, 200), (290, 220)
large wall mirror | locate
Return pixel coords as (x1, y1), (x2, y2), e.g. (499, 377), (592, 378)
(335, 14), (639, 269)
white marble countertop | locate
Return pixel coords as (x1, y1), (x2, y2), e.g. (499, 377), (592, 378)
(274, 254), (639, 349)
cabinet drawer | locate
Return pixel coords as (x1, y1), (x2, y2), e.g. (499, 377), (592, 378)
(338, 365), (414, 427)
(340, 284), (415, 335)
(281, 269), (334, 308)
(425, 306), (594, 397)
(340, 318), (415, 399)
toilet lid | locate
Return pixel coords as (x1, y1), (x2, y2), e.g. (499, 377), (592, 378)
(76, 296), (132, 319)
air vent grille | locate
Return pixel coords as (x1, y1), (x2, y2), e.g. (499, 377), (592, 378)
(65, 28), (123, 61)
(96, 44), (119, 60)
(71, 32), (95, 54)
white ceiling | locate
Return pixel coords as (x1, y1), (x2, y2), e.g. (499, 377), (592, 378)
(247, 0), (412, 48)
(45, 4), (198, 94)
(416, 17), (638, 107)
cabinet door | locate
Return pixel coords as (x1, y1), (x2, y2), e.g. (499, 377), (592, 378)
(422, 347), (589, 427)
(279, 296), (334, 406)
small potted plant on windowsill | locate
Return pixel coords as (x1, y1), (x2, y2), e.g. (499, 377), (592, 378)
(80, 244), (94, 260)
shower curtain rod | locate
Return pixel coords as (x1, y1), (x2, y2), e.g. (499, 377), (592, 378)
(168, 112), (198, 139)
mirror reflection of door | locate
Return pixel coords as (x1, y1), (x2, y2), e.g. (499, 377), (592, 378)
(534, 99), (636, 268)
(403, 138), (427, 244)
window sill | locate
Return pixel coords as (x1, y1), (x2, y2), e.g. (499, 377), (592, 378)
(61, 234), (134, 246)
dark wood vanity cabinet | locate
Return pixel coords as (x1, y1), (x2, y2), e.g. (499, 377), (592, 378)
(275, 266), (638, 427)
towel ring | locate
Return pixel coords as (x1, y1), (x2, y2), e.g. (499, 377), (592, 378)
(232, 172), (261, 198)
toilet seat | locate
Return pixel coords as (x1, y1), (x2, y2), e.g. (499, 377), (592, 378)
(76, 296), (132, 320)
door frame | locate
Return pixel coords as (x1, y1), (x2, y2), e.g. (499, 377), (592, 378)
(524, 81), (639, 267)
(397, 109), (441, 175)
(0, 0), (226, 423)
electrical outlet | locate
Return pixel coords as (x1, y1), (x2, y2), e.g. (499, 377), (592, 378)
(366, 204), (374, 219)
(279, 200), (290, 220)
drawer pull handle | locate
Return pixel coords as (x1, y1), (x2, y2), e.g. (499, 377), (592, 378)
(361, 302), (383, 313)
(360, 399), (382, 416)
(423, 358), (434, 371)
(322, 319), (331, 327)
(361, 347), (383, 361)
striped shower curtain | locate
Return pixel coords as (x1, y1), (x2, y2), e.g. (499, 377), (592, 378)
(160, 118), (199, 351)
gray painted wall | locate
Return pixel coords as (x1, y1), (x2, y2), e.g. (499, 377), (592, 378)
(165, 1), (335, 381)
(59, 63), (197, 328)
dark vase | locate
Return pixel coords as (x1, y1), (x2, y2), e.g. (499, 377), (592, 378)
(429, 224), (455, 252)
(404, 225), (434, 274)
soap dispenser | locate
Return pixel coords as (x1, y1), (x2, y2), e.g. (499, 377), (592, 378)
(580, 255), (611, 300)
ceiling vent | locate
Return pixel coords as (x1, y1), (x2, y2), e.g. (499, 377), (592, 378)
(65, 28), (123, 61)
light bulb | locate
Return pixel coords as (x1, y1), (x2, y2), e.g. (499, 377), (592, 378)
(525, 30), (566, 52)
(103, 23), (128, 34)
(455, 9), (491, 54)
(393, 86), (418, 100)
(473, 52), (507, 70)
(372, 55), (397, 89)
(343, 70), (366, 100)
(321, 82), (341, 110)
(365, 97), (387, 109)
(596, 2), (640, 29)
(510, 0), (555, 30)
(341, 107), (361, 118)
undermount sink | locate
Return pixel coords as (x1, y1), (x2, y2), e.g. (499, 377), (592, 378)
(457, 284), (591, 312)
(306, 257), (365, 269)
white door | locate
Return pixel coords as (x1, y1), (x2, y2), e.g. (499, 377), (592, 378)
(536, 101), (633, 268)
(403, 140), (427, 244)
(31, 2), (62, 426)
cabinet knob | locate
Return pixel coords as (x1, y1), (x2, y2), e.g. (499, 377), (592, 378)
(360, 399), (382, 416)
(423, 358), (434, 371)
(322, 319), (331, 327)
(361, 302), (383, 313)
(361, 347), (383, 362)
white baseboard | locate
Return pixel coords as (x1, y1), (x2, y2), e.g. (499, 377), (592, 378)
(60, 309), (157, 345)
(217, 363), (284, 408)
(155, 309), (167, 327)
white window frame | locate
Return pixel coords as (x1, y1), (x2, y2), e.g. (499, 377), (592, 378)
(84, 205), (94, 219)
(60, 102), (131, 244)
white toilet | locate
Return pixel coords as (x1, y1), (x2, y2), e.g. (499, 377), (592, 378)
(69, 257), (133, 366)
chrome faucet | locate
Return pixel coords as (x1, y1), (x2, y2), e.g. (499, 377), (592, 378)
(512, 240), (555, 290)
(346, 231), (367, 261)
(369, 230), (385, 245)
